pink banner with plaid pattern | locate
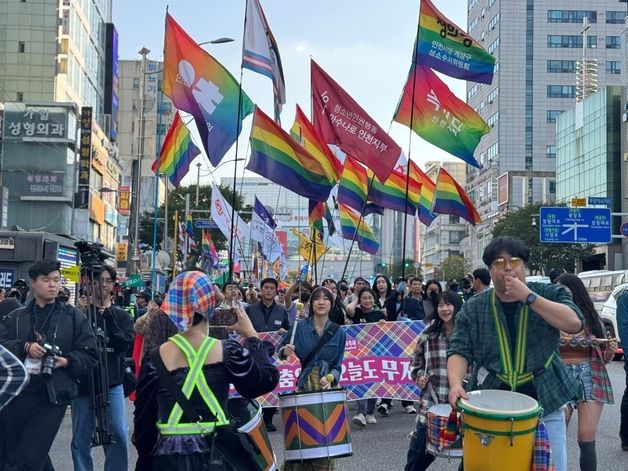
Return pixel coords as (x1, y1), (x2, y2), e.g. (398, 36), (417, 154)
(233, 320), (427, 408)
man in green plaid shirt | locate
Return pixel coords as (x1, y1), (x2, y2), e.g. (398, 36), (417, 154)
(447, 236), (583, 471)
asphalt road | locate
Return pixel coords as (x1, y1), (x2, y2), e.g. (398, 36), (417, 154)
(48, 361), (628, 470)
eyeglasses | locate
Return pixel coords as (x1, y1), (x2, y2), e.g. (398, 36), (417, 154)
(491, 257), (523, 270)
(101, 278), (114, 284)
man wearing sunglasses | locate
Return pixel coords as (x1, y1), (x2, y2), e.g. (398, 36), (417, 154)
(447, 236), (583, 471)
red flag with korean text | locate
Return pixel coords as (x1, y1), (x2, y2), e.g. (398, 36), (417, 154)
(311, 60), (401, 183)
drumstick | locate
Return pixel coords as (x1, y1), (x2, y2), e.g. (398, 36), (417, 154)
(289, 319), (298, 345)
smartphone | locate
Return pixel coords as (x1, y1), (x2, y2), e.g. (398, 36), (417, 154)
(209, 308), (237, 326)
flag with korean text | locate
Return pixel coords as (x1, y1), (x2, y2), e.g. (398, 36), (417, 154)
(210, 182), (249, 262)
(311, 60), (402, 183)
(243, 0), (286, 122)
(163, 14), (254, 166)
(411, 161), (437, 226)
(433, 167), (481, 225)
(394, 65), (489, 168)
(416, 0), (496, 84)
(251, 197), (283, 263)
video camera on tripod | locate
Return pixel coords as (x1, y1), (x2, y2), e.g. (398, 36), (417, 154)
(75, 240), (113, 446)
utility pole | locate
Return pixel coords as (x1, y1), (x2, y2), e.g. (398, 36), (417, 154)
(195, 162), (202, 206)
(129, 47), (150, 274)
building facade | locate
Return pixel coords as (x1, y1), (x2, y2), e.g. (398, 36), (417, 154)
(465, 0), (625, 268)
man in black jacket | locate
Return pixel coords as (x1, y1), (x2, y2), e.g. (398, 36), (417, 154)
(70, 264), (134, 471)
(0, 259), (98, 471)
(245, 277), (289, 431)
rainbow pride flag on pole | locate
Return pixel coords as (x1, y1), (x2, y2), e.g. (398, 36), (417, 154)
(394, 65), (489, 168)
(248, 106), (336, 201)
(411, 161), (437, 226)
(163, 14), (254, 166)
(337, 157), (383, 215)
(416, 0), (496, 84)
(152, 113), (200, 187)
(338, 203), (379, 255)
(368, 167), (420, 216)
(432, 167), (481, 225)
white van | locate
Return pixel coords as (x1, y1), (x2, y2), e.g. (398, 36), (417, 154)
(600, 283), (626, 354)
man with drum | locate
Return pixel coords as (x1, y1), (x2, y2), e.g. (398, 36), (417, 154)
(447, 236), (583, 471)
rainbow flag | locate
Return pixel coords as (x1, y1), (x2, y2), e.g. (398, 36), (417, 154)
(368, 166), (420, 216)
(394, 65), (489, 168)
(308, 200), (336, 237)
(339, 203), (379, 255)
(248, 106), (335, 201)
(152, 113), (200, 187)
(201, 230), (219, 270)
(337, 156), (383, 216)
(291, 105), (342, 183)
(433, 168), (481, 225)
(416, 0), (496, 84)
(411, 161), (437, 226)
(163, 14), (254, 166)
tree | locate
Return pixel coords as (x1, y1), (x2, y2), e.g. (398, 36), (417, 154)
(442, 255), (469, 282)
(138, 183), (252, 252)
(491, 203), (595, 275)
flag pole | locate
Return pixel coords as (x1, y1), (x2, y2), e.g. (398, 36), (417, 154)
(151, 88), (167, 296)
(339, 174), (376, 282)
(227, 0), (250, 285)
(172, 209), (179, 278)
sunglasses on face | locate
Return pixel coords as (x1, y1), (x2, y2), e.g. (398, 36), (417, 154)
(491, 257), (524, 270)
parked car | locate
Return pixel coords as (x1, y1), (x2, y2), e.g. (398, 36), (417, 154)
(600, 283), (625, 357)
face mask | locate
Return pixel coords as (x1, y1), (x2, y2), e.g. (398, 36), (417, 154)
(429, 291), (439, 304)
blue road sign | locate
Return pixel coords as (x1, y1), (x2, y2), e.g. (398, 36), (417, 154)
(588, 196), (613, 207)
(539, 207), (611, 243)
(194, 219), (217, 229)
(621, 222), (628, 238)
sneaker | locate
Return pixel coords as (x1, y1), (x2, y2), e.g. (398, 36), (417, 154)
(265, 422), (277, 432)
(352, 413), (367, 427)
(366, 414), (377, 424)
(405, 405), (417, 414)
(377, 403), (389, 416)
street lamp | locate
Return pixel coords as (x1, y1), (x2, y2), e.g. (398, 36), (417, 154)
(198, 37), (234, 46)
(195, 162), (202, 206)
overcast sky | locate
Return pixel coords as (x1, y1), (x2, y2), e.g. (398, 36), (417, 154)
(112, 0), (469, 185)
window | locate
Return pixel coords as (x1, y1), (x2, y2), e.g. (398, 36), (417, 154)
(469, 0), (477, 11)
(547, 60), (576, 73)
(468, 84), (479, 100)
(606, 61), (621, 74)
(487, 112), (499, 127)
(549, 181), (556, 194)
(547, 85), (576, 98)
(16, 92), (23, 102)
(606, 11), (625, 24)
(488, 13), (499, 30)
(488, 38), (499, 54)
(547, 110), (563, 123)
(449, 216), (460, 224)
(18, 41), (25, 53)
(158, 102), (173, 114)
(157, 123), (167, 135)
(132, 77), (140, 89)
(546, 145), (556, 159)
(488, 87), (499, 103)
(469, 16), (479, 33)
(606, 36), (621, 49)
(487, 142), (499, 160)
(548, 10), (597, 23)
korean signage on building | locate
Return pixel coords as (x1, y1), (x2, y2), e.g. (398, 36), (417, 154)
(76, 107), (92, 209)
(18, 172), (65, 197)
(118, 185), (130, 215)
(2, 105), (67, 140)
(0, 267), (15, 288)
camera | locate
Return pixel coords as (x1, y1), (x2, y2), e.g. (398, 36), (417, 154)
(75, 240), (109, 273)
(40, 342), (62, 378)
(461, 278), (471, 290)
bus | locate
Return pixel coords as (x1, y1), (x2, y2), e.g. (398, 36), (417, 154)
(577, 270), (628, 311)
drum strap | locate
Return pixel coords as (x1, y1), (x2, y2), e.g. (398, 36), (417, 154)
(300, 322), (340, 372)
(154, 334), (229, 435)
(490, 290), (533, 390)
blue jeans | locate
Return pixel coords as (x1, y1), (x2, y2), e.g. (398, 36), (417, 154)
(543, 408), (567, 471)
(71, 384), (129, 471)
(357, 398), (377, 415)
(405, 422), (435, 471)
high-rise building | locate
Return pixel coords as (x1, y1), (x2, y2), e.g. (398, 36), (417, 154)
(421, 161), (469, 279)
(465, 1), (624, 268)
(0, 0), (121, 253)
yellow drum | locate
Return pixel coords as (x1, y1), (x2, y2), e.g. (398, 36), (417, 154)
(457, 390), (541, 471)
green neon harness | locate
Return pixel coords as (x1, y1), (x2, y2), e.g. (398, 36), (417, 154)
(490, 290), (553, 390)
(156, 334), (229, 435)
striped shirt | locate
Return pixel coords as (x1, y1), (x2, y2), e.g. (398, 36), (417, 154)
(0, 344), (28, 411)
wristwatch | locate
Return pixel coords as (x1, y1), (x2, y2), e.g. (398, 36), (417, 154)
(525, 292), (538, 306)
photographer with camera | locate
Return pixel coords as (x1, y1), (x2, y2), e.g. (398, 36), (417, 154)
(0, 259), (98, 471)
(71, 263), (134, 471)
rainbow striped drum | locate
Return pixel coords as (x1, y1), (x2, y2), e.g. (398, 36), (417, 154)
(279, 389), (353, 461)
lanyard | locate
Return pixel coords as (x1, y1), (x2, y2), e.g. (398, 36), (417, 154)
(32, 302), (56, 335)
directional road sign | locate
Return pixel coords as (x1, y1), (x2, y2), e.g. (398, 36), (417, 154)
(194, 219), (217, 229)
(539, 207), (611, 243)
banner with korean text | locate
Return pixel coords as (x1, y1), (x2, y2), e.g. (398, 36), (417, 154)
(236, 320), (427, 408)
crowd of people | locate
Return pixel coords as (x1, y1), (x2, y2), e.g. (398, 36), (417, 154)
(0, 235), (626, 470)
